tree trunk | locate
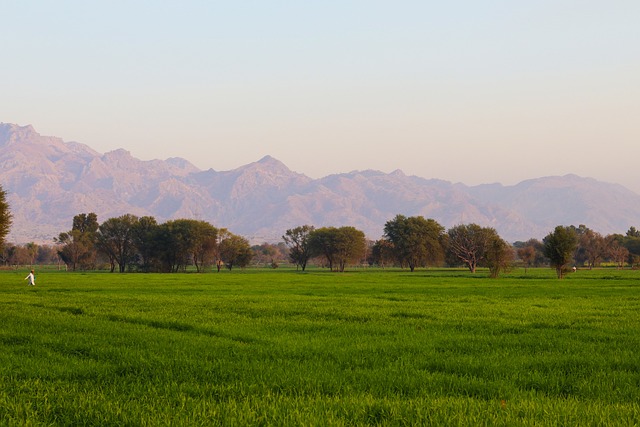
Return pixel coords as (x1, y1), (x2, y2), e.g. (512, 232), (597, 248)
(556, 267), (563, 279)
(467, 261), (476, 273)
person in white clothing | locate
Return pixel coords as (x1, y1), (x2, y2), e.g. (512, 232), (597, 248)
(25, 270), (35, 286)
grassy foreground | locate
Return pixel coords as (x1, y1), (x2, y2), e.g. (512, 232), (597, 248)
(1, 268), (639, 426)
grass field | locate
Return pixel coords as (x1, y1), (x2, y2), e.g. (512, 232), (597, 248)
(1, 267), (639, 426)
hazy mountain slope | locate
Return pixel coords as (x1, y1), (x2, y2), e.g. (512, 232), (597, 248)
(2, 122), (640, 244)
(467, 175), (640, 240)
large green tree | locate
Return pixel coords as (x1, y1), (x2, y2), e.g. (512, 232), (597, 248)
(383, 215), (445, 272)
(153, 219), (200, 272)
(282, 225), (315, 271)
(55, 213), (99, 271)
(334, 226), (367, 272)
(189, 220), (219, 272)
(308, 227), (338, 270)
(0, 185), (13, 253)
(543, 225), (578, 279)
(448, 224), (512, 276)
(622, 227), (640, 267)
(219, 232), (252, 270)
(131, 216), (159, 272)
(309, 226), (367, 272)
(578, 228), (606, 269)
(96, 214), (139, 272)
(447, 224), (496, 273)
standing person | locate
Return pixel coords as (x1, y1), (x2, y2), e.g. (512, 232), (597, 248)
(25, 270), (35, 286)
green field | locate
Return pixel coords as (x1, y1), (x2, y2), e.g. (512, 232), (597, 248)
(1, 268), (639, 426)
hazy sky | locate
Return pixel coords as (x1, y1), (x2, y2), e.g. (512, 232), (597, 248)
(2, 1), (639, 192)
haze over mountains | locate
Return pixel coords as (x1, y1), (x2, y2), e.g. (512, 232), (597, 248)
(2, 122), (640, 244)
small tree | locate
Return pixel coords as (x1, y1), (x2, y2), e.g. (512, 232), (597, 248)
(607, 237), (629, 270)
(25, 242), (39, 267)
(517, 245), (536, 274)
(543, 226), (578, 279)
(484, 236), (514, 278)
(579, 229), (606, 270)
(219, 233), (252, 270)
(252, 243), (287, 268)
(36, 245), (61, 266)
(369, 239), (396, 268)
(187, 220), (218, 273)
(6, 244), (29, 267)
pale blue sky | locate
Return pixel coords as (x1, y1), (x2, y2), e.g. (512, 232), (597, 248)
(2, 1), (639, 192)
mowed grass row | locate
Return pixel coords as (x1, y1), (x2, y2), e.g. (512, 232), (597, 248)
(1, 268), (639, 425)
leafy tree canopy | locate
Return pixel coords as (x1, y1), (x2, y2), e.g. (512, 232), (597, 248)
(543, 226), (578, 279)
(283, 225), (315, 271)
(383, 215), (445, 272)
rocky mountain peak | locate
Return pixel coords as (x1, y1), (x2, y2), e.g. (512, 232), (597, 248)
(0, 123), (39, 145)
(2, 123), (640, 244)
(165, 157), (200, 174)
(245, 155), (294, 174)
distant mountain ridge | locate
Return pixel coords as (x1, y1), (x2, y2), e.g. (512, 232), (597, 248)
(2, 122), (640, 244)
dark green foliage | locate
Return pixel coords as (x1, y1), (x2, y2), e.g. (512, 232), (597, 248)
(515, 238), (546, 273)
(283, 225), (314, 271)
(622, 227), (640, 267)
(308, 226), (367, 272)
(158, 219), (219, 272)
(219, 231), (252, 270)
(383, 215), (445, 271)
(130, 216), (159, 272)
(55, 213), (100, 271)
(446, 224), (513, 277)
(308, 227), (339, 270)
(447, 223), (501, 273)
(484, 235), (514, 278)
(72, 212), (99, 234)
(96, 214), (139, 272)
(543, 226), (579, 278)
(369, 239), (396, 268)
(58, 214), (222, 273)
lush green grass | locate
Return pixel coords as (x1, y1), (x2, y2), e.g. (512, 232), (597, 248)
(1, 268), (640, 425)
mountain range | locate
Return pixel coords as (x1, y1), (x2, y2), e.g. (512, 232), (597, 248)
(2, 122), (640, 244)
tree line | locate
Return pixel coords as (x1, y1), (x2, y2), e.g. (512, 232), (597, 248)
(517, 224), (640, 278)
(50, 213), (253, 272)
(284, 217), (640, 278)
(3, 183), (640, 277)
(284, 216), (513, 277)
